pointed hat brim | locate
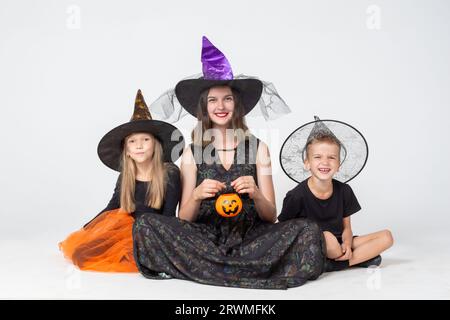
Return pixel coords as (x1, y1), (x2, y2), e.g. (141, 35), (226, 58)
(97, 119), (185, 172)
(175, 78), (263, 118)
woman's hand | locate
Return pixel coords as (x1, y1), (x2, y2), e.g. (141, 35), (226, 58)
(231, 176), (260, 199)
(193, 179), (226, 201)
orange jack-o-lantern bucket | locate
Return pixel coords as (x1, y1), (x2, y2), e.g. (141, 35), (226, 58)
(215, 193), (242, 218)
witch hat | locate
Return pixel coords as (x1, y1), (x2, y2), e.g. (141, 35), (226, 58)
(280, 116), (368, 183)
(97, 90), (185, 171)
(174, 36), (263, 117)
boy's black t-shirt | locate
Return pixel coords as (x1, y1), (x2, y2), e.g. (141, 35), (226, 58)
(278, 179), (361, 237)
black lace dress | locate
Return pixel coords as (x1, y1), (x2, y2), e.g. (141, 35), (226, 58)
(133, 138), (326, 289)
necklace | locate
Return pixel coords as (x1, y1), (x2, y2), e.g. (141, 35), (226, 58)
(216, 147), (236, 151)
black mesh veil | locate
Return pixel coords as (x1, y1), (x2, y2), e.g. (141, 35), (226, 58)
(150, 74), (291, 122)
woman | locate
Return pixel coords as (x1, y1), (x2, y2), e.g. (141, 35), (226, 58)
(133, 37), (326, 288)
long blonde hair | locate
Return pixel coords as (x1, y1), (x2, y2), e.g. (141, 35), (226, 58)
(119, 134), (167, 213)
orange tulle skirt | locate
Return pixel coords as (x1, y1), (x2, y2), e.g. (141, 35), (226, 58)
(59, 209), (139, 273)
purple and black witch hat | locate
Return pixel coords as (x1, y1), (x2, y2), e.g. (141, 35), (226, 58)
(150, 36), (291, 122)
(174, 36), (263, 118)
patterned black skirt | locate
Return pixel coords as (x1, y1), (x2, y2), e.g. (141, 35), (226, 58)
(133, 213), (326, 289)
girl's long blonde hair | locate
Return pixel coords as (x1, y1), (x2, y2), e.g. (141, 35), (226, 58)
(119, 134), (167, 213)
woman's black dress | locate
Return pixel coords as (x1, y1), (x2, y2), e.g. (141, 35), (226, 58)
(133, 138), (326, 289)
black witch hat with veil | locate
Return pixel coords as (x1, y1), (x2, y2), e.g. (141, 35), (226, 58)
(149, 36), (292, 122)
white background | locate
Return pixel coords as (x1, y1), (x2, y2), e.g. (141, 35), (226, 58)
(1, 0), (449, 299)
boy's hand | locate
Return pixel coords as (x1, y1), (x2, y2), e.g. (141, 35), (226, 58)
(337, 227), (353, 261)
(335, 242), (352, 261)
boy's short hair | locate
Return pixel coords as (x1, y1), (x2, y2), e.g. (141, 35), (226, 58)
(304, 133), (342, 160)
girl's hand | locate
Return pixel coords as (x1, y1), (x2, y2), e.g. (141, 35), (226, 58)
(335, 242), (353, 261)
(193, 179), (226, 201)
(231, 176), (260, 199)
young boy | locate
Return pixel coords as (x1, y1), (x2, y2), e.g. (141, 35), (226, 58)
(279, 117), (393, 271)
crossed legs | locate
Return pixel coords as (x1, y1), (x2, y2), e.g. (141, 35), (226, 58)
(324, 230), (394, 266)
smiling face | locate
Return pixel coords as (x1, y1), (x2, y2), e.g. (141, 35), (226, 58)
(125, 132), (155, 164)
(304, 140), (340, 182)
(206, 86), (235, 127)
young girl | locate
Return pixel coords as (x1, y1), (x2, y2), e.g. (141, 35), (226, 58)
(132, 37), (326, 289)
(279, 117), (393, 271)
(59, 90), (184, 272)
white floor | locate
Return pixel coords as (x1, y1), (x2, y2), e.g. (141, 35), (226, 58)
(1, 232), (449, 300)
